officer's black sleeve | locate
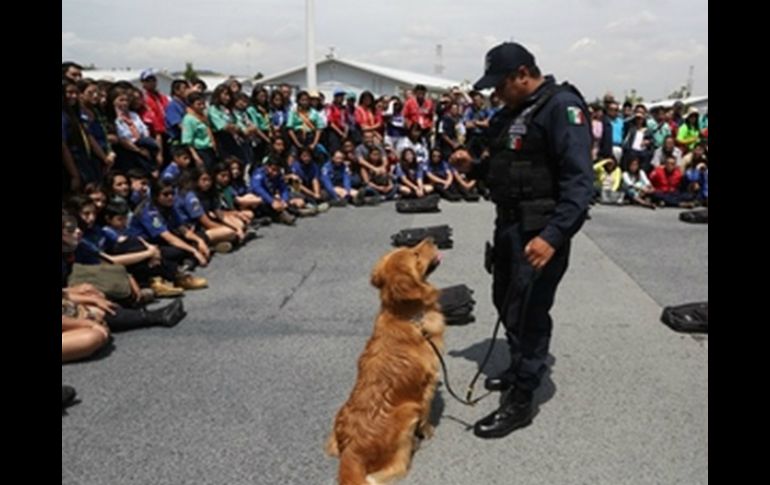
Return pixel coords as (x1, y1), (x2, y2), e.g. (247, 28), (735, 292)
(540, 94), (594, 250)
(468, 155), (490, 181)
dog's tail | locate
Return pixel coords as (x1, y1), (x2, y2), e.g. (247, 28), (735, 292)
(338, 448), (367, 485)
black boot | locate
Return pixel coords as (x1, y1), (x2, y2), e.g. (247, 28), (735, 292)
(473, 388), (535, 439)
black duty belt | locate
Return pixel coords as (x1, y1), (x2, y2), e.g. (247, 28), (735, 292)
(495, 204), (521, 222)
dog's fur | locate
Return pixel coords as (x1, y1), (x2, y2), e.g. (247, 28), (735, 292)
(325, 239), (445, 485)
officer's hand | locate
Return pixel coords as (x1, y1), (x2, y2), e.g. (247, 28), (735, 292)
(449, 149), (473, 173)
(525, 236), (555, 271)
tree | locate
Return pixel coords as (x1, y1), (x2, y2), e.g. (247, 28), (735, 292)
(667, 85), (690, 100)
(253, 72), (263, 80)
(183, 62), (198, 81)
(624, 88), (644, 106)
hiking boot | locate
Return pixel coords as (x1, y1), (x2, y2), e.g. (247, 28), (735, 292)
(175, 273), (208, 290)
(150, 277), (184, 298)
(278, 211), (296, 225)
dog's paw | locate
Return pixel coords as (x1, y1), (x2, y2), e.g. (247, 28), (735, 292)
(416, 422), (434, 440)
(324, 433), (340, 456)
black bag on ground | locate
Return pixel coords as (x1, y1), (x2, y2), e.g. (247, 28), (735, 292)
(679, 208), (708, 224)
(396, 193), (441, 213)
(439, 285), (476, 325)
(391, 225), (453, 249)
(660, 301), (708, 333)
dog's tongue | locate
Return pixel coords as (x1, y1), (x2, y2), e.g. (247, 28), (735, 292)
(435, 252), (442, 263)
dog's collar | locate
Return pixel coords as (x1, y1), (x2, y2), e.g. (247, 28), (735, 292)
(410, 311), (425, 326)
(410, 311), (430, 338)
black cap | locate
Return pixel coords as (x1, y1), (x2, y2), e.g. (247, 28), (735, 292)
(473, 42), (536, 90)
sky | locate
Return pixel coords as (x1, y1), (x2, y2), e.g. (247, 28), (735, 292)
(62, 0), (708, 102)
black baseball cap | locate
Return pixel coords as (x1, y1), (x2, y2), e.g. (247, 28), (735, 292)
(473, 42), (536, 90)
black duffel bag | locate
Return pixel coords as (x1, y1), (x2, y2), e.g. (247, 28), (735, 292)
(660, 301), (708, 333)
(439, 284), (476, 325)
(391, 225), (453, 249)
(396, 193), (441, 213)
(679, 208), (708, 224)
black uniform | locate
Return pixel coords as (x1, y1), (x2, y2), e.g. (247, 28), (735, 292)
(470, 75), (593, 393)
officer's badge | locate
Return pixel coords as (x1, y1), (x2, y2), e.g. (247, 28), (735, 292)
(567, 106), (585, 125)
(507, 135), (523, 151)
(152, 217), (162, 228)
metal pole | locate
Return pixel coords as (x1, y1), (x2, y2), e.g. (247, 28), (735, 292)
(306, 0), (317, 90)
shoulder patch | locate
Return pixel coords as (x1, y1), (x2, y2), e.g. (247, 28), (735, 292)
(567, 106), (585, 125)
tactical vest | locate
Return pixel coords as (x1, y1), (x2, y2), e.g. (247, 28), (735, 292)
(487, 83), (583, 208)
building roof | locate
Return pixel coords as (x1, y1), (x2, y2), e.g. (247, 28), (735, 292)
(645, 95), (708, 110)
(258, 57), (460, 91)
(81, 69), (174, 82)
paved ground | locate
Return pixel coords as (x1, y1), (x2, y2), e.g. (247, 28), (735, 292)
(62, 200), (708, 485)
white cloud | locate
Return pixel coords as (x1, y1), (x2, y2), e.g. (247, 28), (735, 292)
(605, 10), (657, 33)
(568, 37), (599, 53)
(62, 0), (708, 100)
(653, 40), (707, 63)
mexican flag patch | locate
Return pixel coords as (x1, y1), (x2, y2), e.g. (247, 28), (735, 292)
(567, 106), (584, 125)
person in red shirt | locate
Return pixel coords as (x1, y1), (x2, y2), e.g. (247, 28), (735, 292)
(402, 84), (434, 134)
(354, 91), (383, 144)
(326, 89), (349, 154)
(648, 155), (696, 207)
(141, 69), (170, 163)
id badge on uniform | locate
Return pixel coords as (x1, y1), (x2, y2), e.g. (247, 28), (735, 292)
(507, 123), (526, 150)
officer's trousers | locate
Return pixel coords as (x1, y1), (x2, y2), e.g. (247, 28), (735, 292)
(492, 219), (571, 391)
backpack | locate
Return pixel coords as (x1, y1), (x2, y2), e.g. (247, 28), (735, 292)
(395, 193), (441, 213)
(679, 208), (708, 224)
(438, 284), (476, 325)
(660, 302), (708, 333)
(391, 225), (453, 249)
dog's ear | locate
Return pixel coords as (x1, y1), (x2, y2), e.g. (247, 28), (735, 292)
(387, 271), (425, 303)
(371, 258), (387, 289)
(383, 264), (436, 306)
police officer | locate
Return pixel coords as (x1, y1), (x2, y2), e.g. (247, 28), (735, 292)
(451, 42), (593, 438)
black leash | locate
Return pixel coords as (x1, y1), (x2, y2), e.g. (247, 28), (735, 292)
(425, 268), (540, 407)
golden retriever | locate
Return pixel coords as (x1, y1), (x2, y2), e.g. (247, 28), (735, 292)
(325, 238), (445, 485)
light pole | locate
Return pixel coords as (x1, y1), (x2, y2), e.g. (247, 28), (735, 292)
(306, 0), (317, 90)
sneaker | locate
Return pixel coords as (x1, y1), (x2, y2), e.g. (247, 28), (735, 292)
(243, 228), (259, 243)
(214, 241), (233, 253)
(278, 211), (296, 225)
(316, 202), (330, 213)
(175, 273), (208, 290)
(328, 198), (347, 207)
(252, 216), (272, 227)
(62, 385), (77, 408)
(150, 277), (185, 298)
(352, 191), (366, 206)
(297, 206), (319, 217)
(363, 194), (382, 206)
(138, 287), (157, 304)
